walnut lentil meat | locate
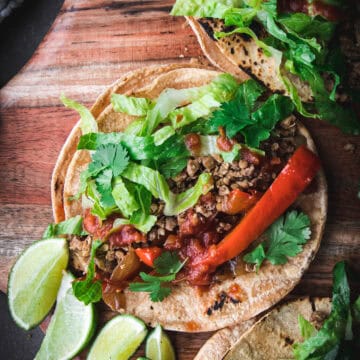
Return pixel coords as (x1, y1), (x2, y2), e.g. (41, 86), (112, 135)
(72, 120), (299, 278)
(146, 119), (299, 248)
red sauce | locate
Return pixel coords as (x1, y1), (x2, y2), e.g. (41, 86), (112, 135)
(311, 1), (344, 22)
(185, 133), (201, 154)
(108, 225), (145, 247)
(164, 234), (182, 251)
(278, 0), (308, 14)
(241, 148), (263, 165)
(83, 209), (114, 239)
(278, 0), (344, 21)
(185, 321), (200, 331)
(228, 283), (247, 302)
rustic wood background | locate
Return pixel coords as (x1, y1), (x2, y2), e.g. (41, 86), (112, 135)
(0, 0), (359, 358)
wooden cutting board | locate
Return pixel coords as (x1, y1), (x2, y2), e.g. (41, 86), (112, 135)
(0, 0), (359, 358)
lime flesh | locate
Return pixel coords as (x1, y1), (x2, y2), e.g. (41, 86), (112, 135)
(8, 238), (69, 330)
(146, 325), (176, 360)
(87, 314), (148, 360)
(35, 271), (96, 360)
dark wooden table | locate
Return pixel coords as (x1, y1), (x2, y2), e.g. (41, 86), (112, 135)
(0, 1), (359, 358)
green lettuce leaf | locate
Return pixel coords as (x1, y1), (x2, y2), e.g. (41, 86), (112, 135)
(171, 0), (243, 18)
(152, 126), (175, 145)
(293, 261), (352, 359)
(42, 215), (86, 239)
(140, 73), (238, 135)
(61, 95), (98, 134)
(111, 177), (139, 218)
(164, 173), (213, 216)
(111, 93), (152, 116)
(72, 240), (102, 305)
(122, 163), (213, 216)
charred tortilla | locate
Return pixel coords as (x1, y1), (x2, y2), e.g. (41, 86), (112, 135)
(52, 64), (327, 332)
(187, 17), (313, 101)
(195, 297), (331, 359)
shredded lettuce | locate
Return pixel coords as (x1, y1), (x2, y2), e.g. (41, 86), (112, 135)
(171, 0), (243, 18)
(139, 73), (238, 135)
(61, 95), (98, 134)
(293, 261), (356, 359)
(152, 126), (176, 145)
(43, 215), (86, 239)
(111, 93), (152, 116)
(164, 173), (213, 216)
(171, 0), (360, 134)
(122, 163), (213, 216)
(111, 177), (139, 218)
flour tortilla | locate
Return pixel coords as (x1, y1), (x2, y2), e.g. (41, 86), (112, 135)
(51, 64), (327, 332)
(195, 297), (331, 359)
(187, 17), (313, 102)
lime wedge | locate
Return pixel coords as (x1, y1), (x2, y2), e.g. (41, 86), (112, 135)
(146, 325), (176, 360)
(8, 238), (69, 330)
(87, 315), (148, 360)
(35, 271), (96, 360)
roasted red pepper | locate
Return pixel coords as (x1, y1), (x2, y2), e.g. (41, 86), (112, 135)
(135, 247), (163, 267)
(221, 189), (261, 215)
(191, 145), (321, 273)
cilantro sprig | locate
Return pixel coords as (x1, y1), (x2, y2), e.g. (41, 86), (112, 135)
(208, 79), (294, 148)
(129, 251), (186, 302)
(243, 210), (311, 270)
(72, 240), (103, 305)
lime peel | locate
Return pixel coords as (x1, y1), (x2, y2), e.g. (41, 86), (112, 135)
(35, 271), (96, 360)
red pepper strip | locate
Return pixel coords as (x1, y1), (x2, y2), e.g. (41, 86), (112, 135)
(135, 247), (163, 267)
(193, 145), (321, 271)
(221, 189), (262, 215)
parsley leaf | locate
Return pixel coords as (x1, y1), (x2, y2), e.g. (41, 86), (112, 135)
(129, 251), (185, 302)
(72, 240), (103, 305)
(244, 210), (311, 269)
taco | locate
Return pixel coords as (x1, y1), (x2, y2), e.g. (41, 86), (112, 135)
(52, 64), (327, 331)
(171, 0), (360, 135)
(195, 261), (359, 359)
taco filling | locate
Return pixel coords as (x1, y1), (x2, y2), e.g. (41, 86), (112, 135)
(55, 72), (322, 314)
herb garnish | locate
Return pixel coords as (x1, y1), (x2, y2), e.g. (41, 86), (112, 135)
(42, 215), (86, 239)
(129, 251), (186, 302)
(72, 240), (103, 305)
(293, 261), (360, 359)
(209, 79), (294, 147)
(243, 210), (311, 270)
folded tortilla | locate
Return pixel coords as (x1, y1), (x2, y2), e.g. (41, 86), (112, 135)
(52, 64), (327, 332)
(187, 17), (313, 101)
(195, 297), (331, 359)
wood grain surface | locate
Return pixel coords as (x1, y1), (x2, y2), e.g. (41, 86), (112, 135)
(0, 1), (359, 359)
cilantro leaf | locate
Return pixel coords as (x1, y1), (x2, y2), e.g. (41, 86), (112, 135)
(129, 251), (185, 302)
(209, 79), (264, 138)
(42, 215), (86, 239)
(154, 251), (184, 275)
(72, 240), (103, 305)
(209, 83), (294, 148)
(92, 143), (129, 177)
(244, 210), (311, 269)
